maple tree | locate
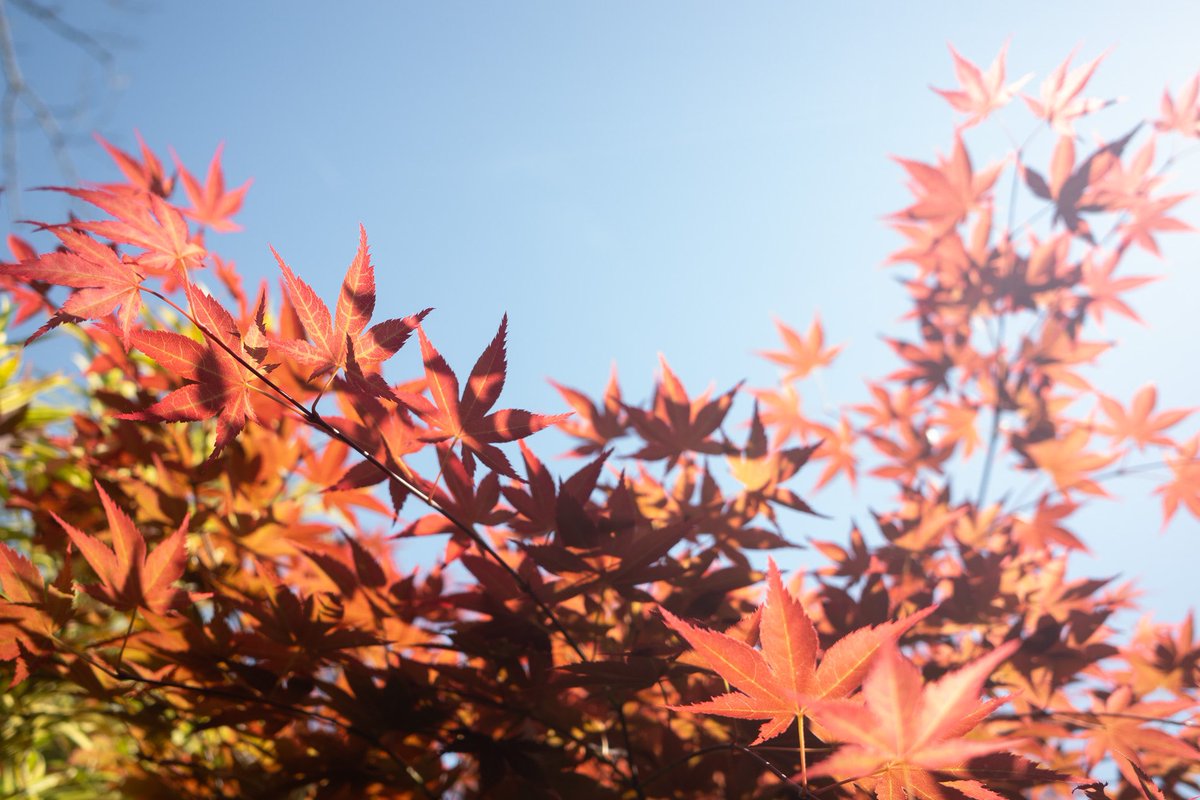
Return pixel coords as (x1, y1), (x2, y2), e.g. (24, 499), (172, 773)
(1, 42), (1200, 800)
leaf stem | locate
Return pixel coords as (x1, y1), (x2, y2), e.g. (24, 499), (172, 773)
(114, 607), (137, 675)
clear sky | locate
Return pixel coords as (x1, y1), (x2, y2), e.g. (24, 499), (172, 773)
(6, 2), (1200, 620)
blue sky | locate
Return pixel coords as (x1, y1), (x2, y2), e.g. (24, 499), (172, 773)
(6, 3), (1200, 620)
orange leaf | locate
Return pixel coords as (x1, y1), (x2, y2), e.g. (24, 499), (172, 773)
(53, 482), (189, 615)
(660, 559), (930, 745)
(809, 640), (1022, 792)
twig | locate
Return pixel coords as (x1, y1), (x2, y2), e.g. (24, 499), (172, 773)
(58, 639), (438, 798)
(142, 287), (647, 798)
(976, 315), (1006, 507)
(639, 742), (808, 797)
(0, 0), (78, 219)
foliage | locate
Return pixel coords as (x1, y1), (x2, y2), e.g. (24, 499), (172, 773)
(1, 44), (1199, 799)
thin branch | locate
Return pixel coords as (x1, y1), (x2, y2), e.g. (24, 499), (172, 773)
(638, 742), (809, 797)
(976, 315), (1005, 507)
(0, 0), (78, 220)
(57, 640), (438, 798)
(147, 291), (582, 652)
(1004, 454), (1200, 518)
(142, 287), (647, 798)
(11, 0), (115, 68)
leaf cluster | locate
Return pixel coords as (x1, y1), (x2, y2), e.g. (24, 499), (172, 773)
(1, 46), (1199, 800)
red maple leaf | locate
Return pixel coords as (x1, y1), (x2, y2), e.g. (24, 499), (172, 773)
(0, 228), (145, 348)
(52, 482), (189, 615)
(326, 388), (426, 517)
(1013, 498), (1086, 553)
(893, 135), (1003, 235)
(1078, 249), (1157, 325)
(121, 283), (269, 461)
(57, 187), (206, 281)
(1155, 435), (1200, 526)
(402, 446), (513, 540)
(809, 414), (858, 490)
(550, 367), (628, 457)
(1079, 685), (1200, 788)
(660, 559), (931, 746)
(808, 639), (1024, 798)
(930, 398), (982, 458)
(1097, 384), (1191, 450)
(1, 236), (55, 325)
(1156, 74), (1200, 137)
(95, 131), (174, 197)
(1023, 427), (1118, 497)
(1118, 192), (1192, 256)
(1023, 48), (1113, 136)
(174, 143), (251, 232)
(397, 315), (569, 479)
(750, 383), (817, 448)
(1022, 127), (1139, 240)
(501, 441), (608, 537)
(758, 316), (843, 381)
(624, 355), (741, 467)
(272, 226), (429, 381)
(932, 42), (1031, 129)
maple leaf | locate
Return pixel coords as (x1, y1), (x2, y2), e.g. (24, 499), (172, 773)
(501, 441), (608, 537)
(52, 482), (189, 615)
(174, 143), (252, 232)
(1118, 191), (1192, 256)
(893, 135), (1003, 235)
(725, 402), (823, 525)
(1079, 685), (1200, 787)
(1155, 74), (1200, 137)
(750, 383), (816, 448)
(1012, 498), (1086, 553)
(1084, 136), (1163, 212)
(299, 438), (391, 525)
(230, 581), (379, 675)
(809, 414), (858, 491)
(624, 355), (741, 467)
(1155, 435), (1200, 526)
(272, 226), (429, 381)
(95, 131), (174, 197)
(397, 315), (569, 479)
(886, 336), (957, 389)
(1022, 127), (1140, 241)
(758, 316), (843, 382)
(1097, 384), (1191, 450)
(853, 382), (935, 436)
(0, 227), (145, 348)
(1023, 49), (1114, 136)
(1017, 318), (1111, 392)
(326, 387), (426, 517)
(808, 639), (1023, 797)
(57, 187), (206, 280)
(1, 235), (55, 325)
(402, 447), (513, 562)
(660, 559), (931, 745)
(1124, 612), (1200, 695)
(1024, 427), (1118, 497)
(930, 398), (981, 458)
(550, 367), (628, 457)
(121, 283), (269, 461)
(1125, 759), (1169, 800)
(932, 42), (1032, 129)
(1078, 249), (1157, 326)
(0, 541), (74, 673)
